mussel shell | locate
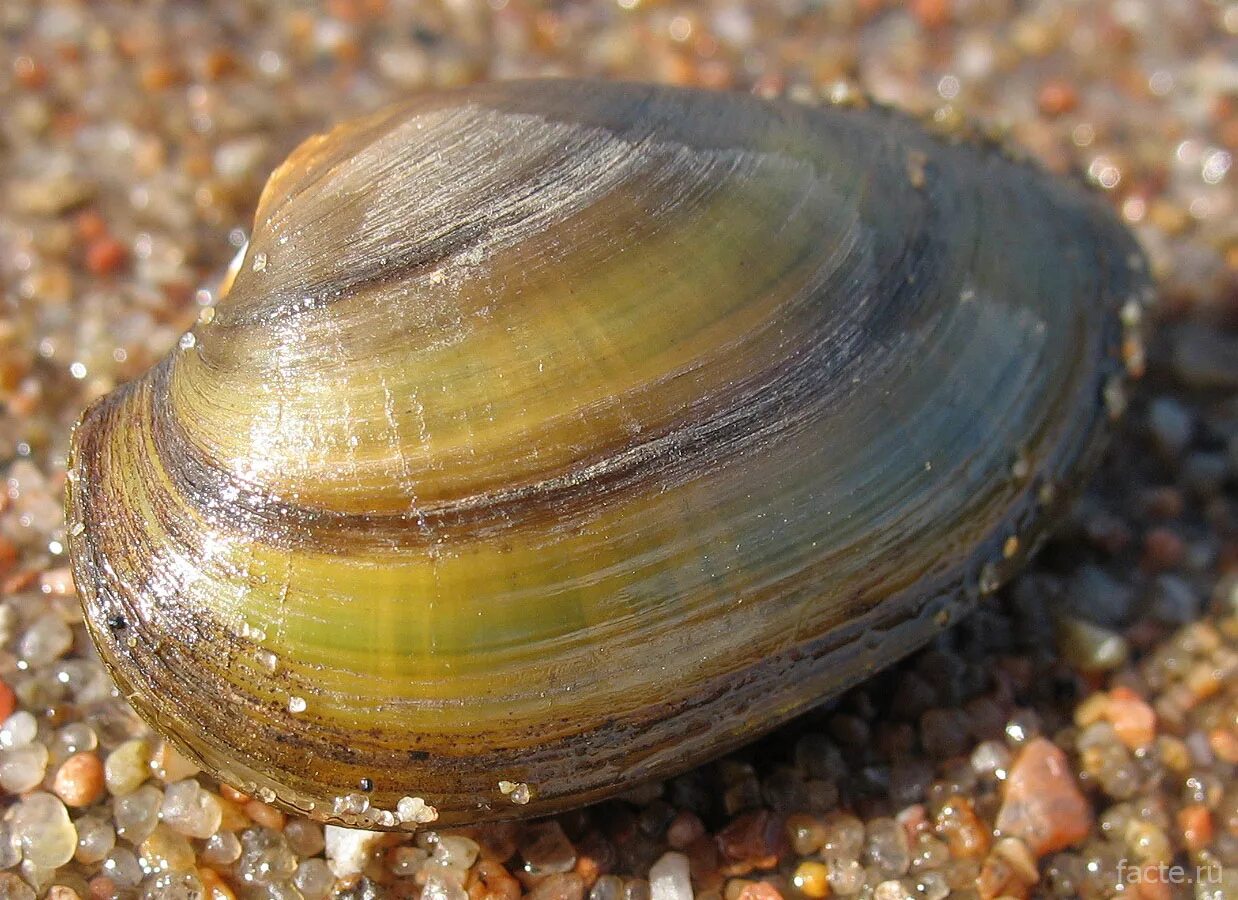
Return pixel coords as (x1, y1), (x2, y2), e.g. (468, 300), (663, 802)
(67, 80), (1146, 827)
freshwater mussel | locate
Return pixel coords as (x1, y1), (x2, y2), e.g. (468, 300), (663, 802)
(66, 79), (1149, 828)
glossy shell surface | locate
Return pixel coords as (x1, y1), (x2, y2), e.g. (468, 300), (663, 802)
(67, 79), (1146, 827)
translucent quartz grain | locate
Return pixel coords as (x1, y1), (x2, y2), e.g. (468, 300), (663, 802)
(141, 871), (206, 899)
(12, 793), (77, 869)
(0, 873), (35, 900)
(114, 785), (163, 844)
(73, 814), (115, 864)
(648, 852), (693, 900)
(422, 869), (469, 900)
(389, 846), (429, 877)
(431, 834), (480, 870)
(864, 818), (911, 875)
(293, 858), (335, 899)
(590, 875), (624, 900)
(0, 743), (49, 793)
(821, 813), (865, 860)
(160, 779), (223, 838)
(0, 822), (21, 869)
(200, 830), (242, 867)
(283, 818), (325, 856)
(237, 827), (297, 885)
(18, 613), (73, 665)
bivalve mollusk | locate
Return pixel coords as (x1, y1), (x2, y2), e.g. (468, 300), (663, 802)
(66, 79), (1149, 827)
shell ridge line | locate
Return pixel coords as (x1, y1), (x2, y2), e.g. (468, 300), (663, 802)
(224, 102), (677, 329)
(148, 279), (909, 557)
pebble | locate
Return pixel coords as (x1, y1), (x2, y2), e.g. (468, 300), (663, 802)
(103, 739), (151, 796)
(994, 738), (1092, 857)
(1, 710), (38, 749)
(649, 852), (692, 900)
(73, 815), (114, 865)
(284, 818), (326, 857)
(324, 825), (383, 878)
(521, 821), (578, 875)
(1055, 614), (1130, 672)
(1145, 574), (1201, 625)
(113, 785), (163, 844)
(0, 742), (50, 793)
(200, 830), (242, 867)
(52, 751), (105, 807)
(864, 818), (911, 876)
(137, 824), (195, 875)
(161, 779), (223, 838)
(294, 857), (335, 898)
(0, 873), (36, 900)
(1104, 687), (1158, 750)
(12, 792), (78, 869)
(528, 872), (586, 900)
(148, 742), (198, 784)
(0, 4), (1234, 900)
(790, 860), (829, 898)
(236, 827), (297, 885)
(17, 613), (72, 665)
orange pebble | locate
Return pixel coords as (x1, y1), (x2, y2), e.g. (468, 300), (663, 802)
(75, 210), (107, 242)
(736, 883), (783, 900)
(911, 0), (951, 29)
(1037, 79), (1079, 117)
(0, 680), (15, 722)
(244, 798), (286, 831)
(220, 783), (251, 804)
(1208, 727), (1238, 764)
(1130, 866), (1172, 900)
(994, 738), (1092, 857)
(85, 237), (128, 276)
(199, 867), (238, 900)
(13, 56), (46, 89)
(1107, 686), (1157, 749)
(1177, 804), (1213, 853)
(53, 751), (105, 806)
(935, 795), (990, 859)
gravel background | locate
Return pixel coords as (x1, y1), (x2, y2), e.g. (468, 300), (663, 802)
(0, 2), (1235, 899)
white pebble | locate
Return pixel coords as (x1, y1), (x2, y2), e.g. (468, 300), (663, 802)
(324, 825), (384, 878)
(396, 795), (438, 824)
(649, 851), (693, 900)
(0, 711), (38, 749)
